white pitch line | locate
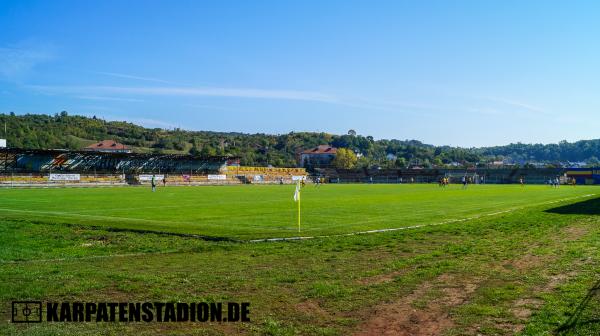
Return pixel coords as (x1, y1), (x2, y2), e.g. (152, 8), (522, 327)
(248, 193), (597, 243)
(0, 193), (596, 263)
(1, 192), (595, 245)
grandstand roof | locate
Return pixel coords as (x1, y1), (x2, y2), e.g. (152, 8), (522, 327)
(301, 145), (337, 155)
(0, 147), (237, 173)
(0, 147), (233, 160)
(84, 140), (130, 152)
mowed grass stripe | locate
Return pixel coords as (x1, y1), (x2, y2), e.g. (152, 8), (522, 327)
(249, 193), (597, 242)
(3, 192), (596, 264)
(0, 184), (597, 239)
(0, 208), (295, 233)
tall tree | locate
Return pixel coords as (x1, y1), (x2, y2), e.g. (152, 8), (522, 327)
(332, 148), (357, 169)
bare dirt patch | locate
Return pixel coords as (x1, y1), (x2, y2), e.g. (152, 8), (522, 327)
(511, 298), (544, 320)
(507, 269), (579, 332)
(356, 270), (406, 286)
(296, 299), (331, 319)
(545, 271), (578, 291)
(354, 274), (480, 336)
(560, 225), (590, 241)
(507, 278), (571, 332)
(510, 254), (548, 271)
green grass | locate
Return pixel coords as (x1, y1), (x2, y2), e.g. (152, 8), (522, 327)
(1, 184), (600, 335)
(0, 184), (596, 239)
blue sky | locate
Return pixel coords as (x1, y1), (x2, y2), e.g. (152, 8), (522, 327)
(1, 0), (599, 147)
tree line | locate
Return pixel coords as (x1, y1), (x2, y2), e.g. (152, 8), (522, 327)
(1, 112), (600, 168)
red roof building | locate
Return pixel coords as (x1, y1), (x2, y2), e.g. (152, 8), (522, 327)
(83, 140), (131, 153)
(299, 145), (337, 167)
(301, 145), (337, 155)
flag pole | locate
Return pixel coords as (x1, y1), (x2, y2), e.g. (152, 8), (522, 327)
(298, 183), (301, 232)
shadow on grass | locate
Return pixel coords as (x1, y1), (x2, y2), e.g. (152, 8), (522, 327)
(554, 278), (600, 335)
(545, 197), (600, 216)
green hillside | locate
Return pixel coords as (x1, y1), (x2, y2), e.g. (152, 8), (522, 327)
(2, 112), (600, 168)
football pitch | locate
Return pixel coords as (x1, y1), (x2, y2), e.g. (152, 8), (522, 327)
(2, 184), (600, 335)
(0, 184), (596, 240)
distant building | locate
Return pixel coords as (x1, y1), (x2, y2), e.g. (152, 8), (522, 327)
(299, 145), (337, 168)
(0, 139), (6, 148)
(566, 161), (588, 168)
(83, 140), (131, 153)
(565, 168), (600, 185)
(527, 162), (549, 168)
(226, 158), (241, 167)
(488, 160), (517, 168)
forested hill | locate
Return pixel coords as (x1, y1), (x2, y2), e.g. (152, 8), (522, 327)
(2, 112), (600, 168)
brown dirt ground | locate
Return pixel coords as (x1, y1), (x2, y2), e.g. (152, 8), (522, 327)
(354, 274), (481, 336)
(354, 222), (593, 336)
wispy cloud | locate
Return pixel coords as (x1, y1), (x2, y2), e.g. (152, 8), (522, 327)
(331, 96), (480, 118)
(0, 41), (56, 80)
(28, 85), (338, 103)
(464, 107), (503, 116)
(183, 103), (244, 113)
(483, 96), (547, 114)
(76, 105), (119, 113)
(77, 95), (144, 102)
(27, 83), (506, 117)
(351, 97), (447, 111)
(92, 71), (175, 84)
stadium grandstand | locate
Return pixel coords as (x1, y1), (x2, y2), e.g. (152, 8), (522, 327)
(0, 147), (309, 187)
(225, 166), (307, 184)
(316, 167), (574, 185)
(0, 148), (233, 187)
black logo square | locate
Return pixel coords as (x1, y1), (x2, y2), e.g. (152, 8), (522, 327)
(12, 301), (42, 323)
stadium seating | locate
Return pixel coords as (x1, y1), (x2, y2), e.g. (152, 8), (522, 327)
(144, 174), (243, 186)
(224, 166), (307, 184)
(318, 168), (565, 184)
(0, 174), (127, 186)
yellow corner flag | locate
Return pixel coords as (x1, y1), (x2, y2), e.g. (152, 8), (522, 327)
(293, 181), (301, 232)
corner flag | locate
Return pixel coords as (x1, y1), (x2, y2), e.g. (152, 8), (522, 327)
(293, 182), (300, 202)
(293, 181), (301, 232)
